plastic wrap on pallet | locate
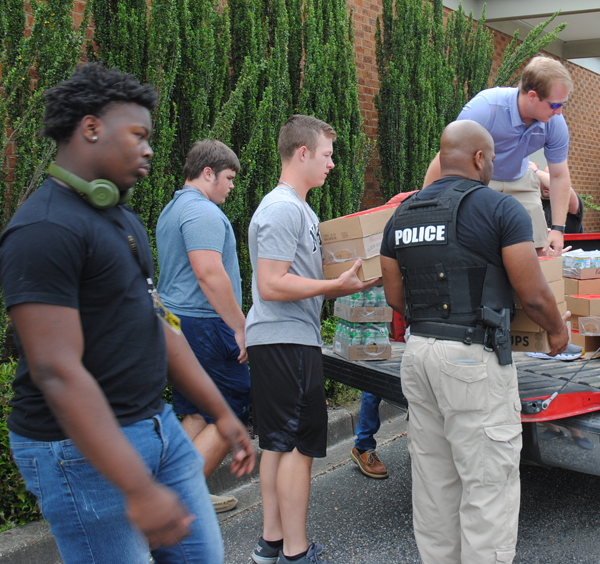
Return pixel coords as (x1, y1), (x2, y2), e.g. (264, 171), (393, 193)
(579, 317), (600, 336)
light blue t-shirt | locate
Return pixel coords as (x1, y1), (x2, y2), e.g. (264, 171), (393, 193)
(457, 87), (569, 182)
(156, 188), (242, 318)
(245, 185), (324, 347)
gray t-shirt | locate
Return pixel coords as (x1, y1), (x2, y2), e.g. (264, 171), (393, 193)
(156, 188), (242, 318)
(246, 185), (324, 346)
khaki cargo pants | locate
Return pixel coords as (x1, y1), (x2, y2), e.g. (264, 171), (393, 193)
(401, 335), (522, 564)
(489, 169), (548, 248)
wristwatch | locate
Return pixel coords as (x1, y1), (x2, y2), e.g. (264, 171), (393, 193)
(551, 225), (566, 233)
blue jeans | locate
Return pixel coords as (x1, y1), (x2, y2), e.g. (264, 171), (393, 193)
(354, 392), (382, 451)
(10, 404), (223, 564)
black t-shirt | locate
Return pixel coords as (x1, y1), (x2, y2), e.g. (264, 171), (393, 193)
(381, 176), (533, 265)
(542, 195), (584, 234)
(0, 178), (167, 441)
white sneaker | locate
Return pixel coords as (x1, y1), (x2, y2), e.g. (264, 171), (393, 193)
(526, 343), (584, 362)
(210, 493), (238, 513)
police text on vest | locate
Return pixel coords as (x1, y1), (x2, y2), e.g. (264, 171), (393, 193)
(395, 225), (446, 246)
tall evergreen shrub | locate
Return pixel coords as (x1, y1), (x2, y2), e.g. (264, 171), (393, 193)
(376, 1), (568, 200)
(375, 0), (493, 201)
(300, 0), (371, 223)
(0, 0), (90, 228)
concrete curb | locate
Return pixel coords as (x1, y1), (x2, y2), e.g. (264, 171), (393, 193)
(0, 400), (403, 563)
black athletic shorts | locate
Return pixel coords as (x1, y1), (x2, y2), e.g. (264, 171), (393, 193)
(247, 343), (328, 458)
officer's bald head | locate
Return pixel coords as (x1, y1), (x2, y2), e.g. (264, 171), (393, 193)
(439, 120), (495, 185)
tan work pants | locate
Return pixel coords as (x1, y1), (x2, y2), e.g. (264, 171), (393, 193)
(489, 169), (547, 248)
(401, 335), (522, 564)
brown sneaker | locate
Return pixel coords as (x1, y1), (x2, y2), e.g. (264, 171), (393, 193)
(351, 447), (388, 479)
(210, 493), (238, 513)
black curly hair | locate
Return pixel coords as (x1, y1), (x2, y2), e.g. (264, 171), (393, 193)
(42, 63), (158, 143)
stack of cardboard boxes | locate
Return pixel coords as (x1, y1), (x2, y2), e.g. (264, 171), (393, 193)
(513, 255), (600, 355)
(564, 263), (600, 353)
(319, 204), (398, 282)
(511, 257), (567, 353)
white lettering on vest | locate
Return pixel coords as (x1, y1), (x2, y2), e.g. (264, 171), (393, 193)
(395, 224), (447, 247)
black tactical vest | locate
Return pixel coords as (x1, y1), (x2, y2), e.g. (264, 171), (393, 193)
(392, 178), (514, 329)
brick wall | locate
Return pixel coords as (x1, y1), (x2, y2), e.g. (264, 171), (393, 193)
(348, 1), (600, 234)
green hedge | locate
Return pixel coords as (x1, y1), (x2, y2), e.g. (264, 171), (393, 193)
(0, 0), (369, 529)
(0, 360), (41, 532)
(375, 0), (568, 200)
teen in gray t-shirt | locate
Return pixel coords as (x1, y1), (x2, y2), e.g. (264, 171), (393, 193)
(246, 185), (324, 347)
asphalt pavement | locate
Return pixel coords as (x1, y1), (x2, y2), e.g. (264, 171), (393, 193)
(219, 415), (600, 564)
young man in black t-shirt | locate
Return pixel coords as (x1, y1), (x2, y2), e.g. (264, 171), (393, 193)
(0, 64), (254, 564)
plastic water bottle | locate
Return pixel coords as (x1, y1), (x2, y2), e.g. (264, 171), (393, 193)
(363, 323), (389, 345)
(373, 286), (387, 307)
(348, 292), (365, 307)
(348, 322), (363, 345)
(363, 288), (377, 307)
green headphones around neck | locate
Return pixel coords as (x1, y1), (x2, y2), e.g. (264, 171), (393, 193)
(48, 163), (133, 209)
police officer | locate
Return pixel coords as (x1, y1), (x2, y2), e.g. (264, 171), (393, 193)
(380, 120), (570, 564)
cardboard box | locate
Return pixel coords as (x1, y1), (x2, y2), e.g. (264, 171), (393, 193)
(511, 309), (544, 333)
(514, 279), (565, 309)
(563, 266), (600, 280)
(570, 330), (600, 351)
(511, 330), (550, 353)
(333, 339), (391, 361)
(538, 256), (563, 283)
(565, 295), (600, 317)
(564, 277), (600, 296)
(511, 301), (567, 332)
(323, 255), (382, 282)
(570, 314), (581, 332)
(318, 204), (398, 244)
(334, 302), (393, 323)
(322, 232), (383, 265)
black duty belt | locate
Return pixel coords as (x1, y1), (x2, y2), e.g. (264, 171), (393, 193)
(410, 321), (488, 346)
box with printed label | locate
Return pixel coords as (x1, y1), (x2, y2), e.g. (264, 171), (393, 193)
(514, 279), (565, 309)
(563, 266), (600, 280)
(564, 277), (600, 296)
(323, 255), (382, 282)
(333, 339), (391, 361)
(565, 295), (600, 317)
(334, 302), (393, 323)
(322, 232), (383, 265)
(538, 256), (563, 283)
(511, 330), (550, 353)
(318, 204), (398, 244)
(510, 301), (567, 332)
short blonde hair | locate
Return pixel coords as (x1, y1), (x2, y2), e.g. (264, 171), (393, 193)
(278, 115), (337, 162)
(519, 56), (573, 99)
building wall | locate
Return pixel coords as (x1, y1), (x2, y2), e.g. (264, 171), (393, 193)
(348, 0), (600, 233)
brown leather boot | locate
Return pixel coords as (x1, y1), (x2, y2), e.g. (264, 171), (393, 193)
(351, 447), (389, 479)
